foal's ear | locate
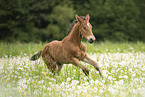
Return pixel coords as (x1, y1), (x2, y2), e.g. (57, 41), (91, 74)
(76, 14), (83, 23)
(86, 14), (90, 22)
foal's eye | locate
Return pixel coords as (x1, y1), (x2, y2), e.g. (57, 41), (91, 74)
(83, 27), (86, 30)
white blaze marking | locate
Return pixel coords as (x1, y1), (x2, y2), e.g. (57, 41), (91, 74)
(87, 23), (90, 27)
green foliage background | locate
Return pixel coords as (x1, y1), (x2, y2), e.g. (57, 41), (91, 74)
(0, 0), (145, 42)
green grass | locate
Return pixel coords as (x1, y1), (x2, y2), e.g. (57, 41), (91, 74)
(0, 42), (45, 58)
(86, 41), (145, 53)
(0, 41), (145, 97)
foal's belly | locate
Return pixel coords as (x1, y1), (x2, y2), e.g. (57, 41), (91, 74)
(53, 48), (68, 64)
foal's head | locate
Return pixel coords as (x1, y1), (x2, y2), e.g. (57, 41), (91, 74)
(76, 14), (96, 44)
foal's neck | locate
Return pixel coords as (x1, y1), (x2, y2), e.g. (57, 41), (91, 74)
(68, 23), (82, 46)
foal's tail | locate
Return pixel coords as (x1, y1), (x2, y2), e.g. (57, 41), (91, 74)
(30, 50), (42, 61)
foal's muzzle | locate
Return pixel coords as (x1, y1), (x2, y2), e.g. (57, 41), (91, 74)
(88, 36), (96, 44)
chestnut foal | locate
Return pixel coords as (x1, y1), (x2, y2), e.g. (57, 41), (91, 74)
(31, 14), (103, 78)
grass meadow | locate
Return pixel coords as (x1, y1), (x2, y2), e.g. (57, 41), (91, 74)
(0, 42), (145, 97)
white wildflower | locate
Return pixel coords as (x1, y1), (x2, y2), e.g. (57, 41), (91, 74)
(67, 77), (71, 81)
(124, 75), (128, 79)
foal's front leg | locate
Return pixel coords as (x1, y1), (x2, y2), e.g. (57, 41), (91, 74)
(83, 54), (104, 78)
(69, 57), (89, 76)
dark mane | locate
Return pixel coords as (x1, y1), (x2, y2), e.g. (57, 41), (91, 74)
(67, 16), (86, 34)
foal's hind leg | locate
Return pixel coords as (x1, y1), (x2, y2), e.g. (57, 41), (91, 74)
(56, 62), (64, 73)
(42, 54), (58, 75)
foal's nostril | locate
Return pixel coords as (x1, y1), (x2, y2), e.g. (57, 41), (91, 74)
(89, 38), (94, 44)
(90, 38), (93, 41)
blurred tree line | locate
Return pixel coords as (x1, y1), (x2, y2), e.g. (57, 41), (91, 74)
(0, 0), (145, 42)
